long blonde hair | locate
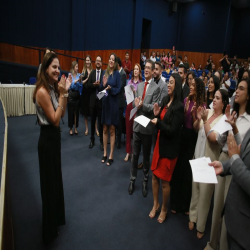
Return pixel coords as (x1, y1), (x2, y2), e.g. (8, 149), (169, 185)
(105, 53), (118, 77)
(70, 61), (78, 75)
(82, 55), (93, 74)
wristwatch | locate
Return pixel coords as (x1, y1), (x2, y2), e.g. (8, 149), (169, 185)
(63, 93), (69, 98)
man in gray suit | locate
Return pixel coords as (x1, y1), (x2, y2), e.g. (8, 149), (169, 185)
(154, 61), (168, 103)
(210, 132), (250, 250)
(151, 61), (168, 148)
(116, 57), (127, 148)
(128, 59), (160, 197)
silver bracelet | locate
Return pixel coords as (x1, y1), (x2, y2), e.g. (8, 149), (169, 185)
(58, 105), (64, 111)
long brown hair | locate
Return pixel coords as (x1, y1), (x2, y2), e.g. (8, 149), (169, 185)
(33, 52), (59, 103)
(188, 77), (205, 107)
(105, 53), (118, 77)
(131, 63), (142, 82)
(82, 55), (93, 74)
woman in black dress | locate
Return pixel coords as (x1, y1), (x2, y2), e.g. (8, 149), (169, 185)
(80, 55), (93, 135)
(33, 52), (71, 244)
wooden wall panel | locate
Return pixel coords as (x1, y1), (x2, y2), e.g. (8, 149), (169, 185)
(5, 42), (247, 75)
(0, 43), (141, 74)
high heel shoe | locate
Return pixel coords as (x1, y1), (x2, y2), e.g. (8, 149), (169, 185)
(85, 131), (88, 136)
(149, 204), (160, 219)
(69, 129), (73, 136)
(96, 130), (99, 137)
(101, 156), (107, 163)
(157, 210), (167, 223)
(124, 153), (130, 162)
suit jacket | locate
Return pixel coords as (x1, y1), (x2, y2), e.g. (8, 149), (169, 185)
(133, 80), (160, 135)
(222, 128), (250, 250)
(182, 83), (190, 100)
(155, 98), (184, 159)
(118, 68), (126, 108)
(86, 69), (104, 109)
(156, 78), (168, 104)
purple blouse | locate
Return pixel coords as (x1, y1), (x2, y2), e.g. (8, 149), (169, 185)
(184, 98), (195, 129)
(127, 79), (141, 92)
(184, 97), (206, 129)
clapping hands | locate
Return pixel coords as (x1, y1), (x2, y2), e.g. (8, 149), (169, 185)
(58, 74), (72, 94)
(153, 103), (161, 116)
(134, 96), (142, 109)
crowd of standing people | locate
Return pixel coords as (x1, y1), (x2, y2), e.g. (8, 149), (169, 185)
(34, 48), (250, 250)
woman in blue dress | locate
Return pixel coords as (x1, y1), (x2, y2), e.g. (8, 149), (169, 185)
(68, 61), (83, 135)
(100, 53), (121, 166)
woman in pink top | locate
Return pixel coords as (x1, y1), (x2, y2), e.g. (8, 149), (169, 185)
(124, 63), (142, 161)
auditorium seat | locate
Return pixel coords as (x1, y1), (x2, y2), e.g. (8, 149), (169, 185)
(29, 77), (36, 85)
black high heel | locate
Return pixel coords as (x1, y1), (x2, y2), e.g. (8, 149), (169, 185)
(101, 156), (107, 163)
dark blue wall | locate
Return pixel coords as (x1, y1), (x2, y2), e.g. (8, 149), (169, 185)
(0, 0), (179, 51)
(228, 7), (250, 58)
(0, 0), (249, 57)
(177, 0), (231, 53)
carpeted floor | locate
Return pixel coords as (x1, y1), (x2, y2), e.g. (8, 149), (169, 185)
(7, 113), (212, 250)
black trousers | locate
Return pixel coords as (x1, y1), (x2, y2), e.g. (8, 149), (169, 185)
(116, 107), (124, 143)
(90, 104), (103, 143)
(38, 125), (65, 244)
(227, 233), (245, 250)
(130, 132), (152, 182)
(170, 127), (198, 213)
(68, 90), (80, 128)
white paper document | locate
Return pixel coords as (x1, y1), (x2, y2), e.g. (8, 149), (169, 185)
(134, 115), (151, 128)
(97, 90), (107, 100)
(124, 85), (134, 105)
(189, 157), (218, 184)
(130, 106), (137, 120)
(209, 114), (232, 135)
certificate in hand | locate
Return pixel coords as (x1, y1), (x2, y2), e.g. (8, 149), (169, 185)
(97, 90), (108, 100)
(134, 115), (151, 128)
(209, 114), (232, 135)
(189, 157), (218, 184)
(124, 85), (134, 105)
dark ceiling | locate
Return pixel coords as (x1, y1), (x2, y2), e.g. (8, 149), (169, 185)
(169, 0), (250, 9)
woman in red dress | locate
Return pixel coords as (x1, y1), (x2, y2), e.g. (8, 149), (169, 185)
(149, 73), (184, 223)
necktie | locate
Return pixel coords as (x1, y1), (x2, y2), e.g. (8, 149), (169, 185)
(96, 70), (100, 96)
(142, 81), (149, 100)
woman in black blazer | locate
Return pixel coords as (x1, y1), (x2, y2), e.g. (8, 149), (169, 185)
(149, 73), (184, 223)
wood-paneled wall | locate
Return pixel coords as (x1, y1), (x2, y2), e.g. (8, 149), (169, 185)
(3, 43), (247, 74)
(0, 43), (141, 72)
(148, 48), (224, 70)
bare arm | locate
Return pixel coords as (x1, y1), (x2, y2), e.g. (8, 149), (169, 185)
(37, 88), (66, 127)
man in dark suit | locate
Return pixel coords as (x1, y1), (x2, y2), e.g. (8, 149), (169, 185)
(116, 57), (127, 149)
(210, 132), (250, 250)
(128, 59), (160, 197)
(86, 55), (104, 151)
(178, 64), (189, 99)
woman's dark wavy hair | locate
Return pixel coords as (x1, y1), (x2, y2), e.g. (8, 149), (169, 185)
(161, 73), (183, 123)
(186, 71), (196, 87)
(188, 77), (205, 107)
(217, 89), (229, 114)
(206, 75), (220, 106)
(233, 78), (250, 115)
(33, 52), (59, 103)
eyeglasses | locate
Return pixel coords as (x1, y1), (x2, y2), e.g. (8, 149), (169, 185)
(188, 78), (193, 81)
